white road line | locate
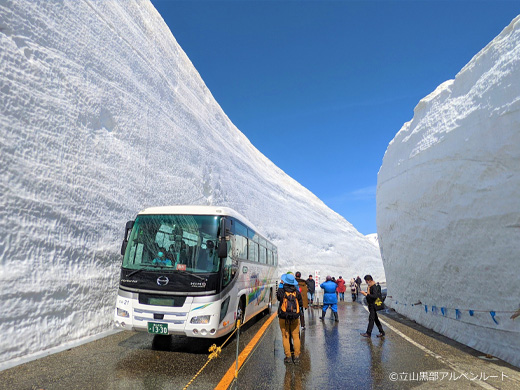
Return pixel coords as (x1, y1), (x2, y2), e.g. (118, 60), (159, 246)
(361, 305), (497, 390)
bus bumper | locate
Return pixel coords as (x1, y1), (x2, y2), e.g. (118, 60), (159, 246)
(113, 289), (233, 338)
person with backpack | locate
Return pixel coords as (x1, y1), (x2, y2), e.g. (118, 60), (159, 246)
(277, 273), (305, 364)
(319, 275), (339, 322)
(360, 274), (385, 338)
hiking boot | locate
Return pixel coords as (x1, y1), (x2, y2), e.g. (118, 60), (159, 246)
(360, 333), (371, 338)
(377, 333), (385, 338)
(293, 356), (300, 364)
(284, 357), (292, 364)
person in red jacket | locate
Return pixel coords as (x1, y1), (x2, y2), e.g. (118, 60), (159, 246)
(336, 276), (346, 301)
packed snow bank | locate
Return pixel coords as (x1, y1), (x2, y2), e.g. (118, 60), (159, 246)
(365, 233), (379, 248)
(377, 15), (520, 367)
(0, 1), (383, 367)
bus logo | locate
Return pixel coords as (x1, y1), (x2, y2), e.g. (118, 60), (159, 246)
(157, 276), (169, 286)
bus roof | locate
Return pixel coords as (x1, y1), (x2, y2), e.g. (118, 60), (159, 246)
(137, 205), (259, 232)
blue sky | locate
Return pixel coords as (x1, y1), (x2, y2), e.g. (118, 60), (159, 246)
(151, 0), (520, 235)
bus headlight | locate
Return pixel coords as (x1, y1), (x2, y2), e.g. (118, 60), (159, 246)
(117, 308), (129, 318)
(190, 315), (211, 324)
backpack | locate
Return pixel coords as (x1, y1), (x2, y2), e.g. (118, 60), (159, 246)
(373, 285), (385, 311)
(280, 290), (300, 320)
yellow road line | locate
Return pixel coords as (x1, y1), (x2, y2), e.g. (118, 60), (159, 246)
(214, 312), (277, 390)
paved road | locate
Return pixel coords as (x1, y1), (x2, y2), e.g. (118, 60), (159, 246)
(236, 301), (520, 389)
(1, 301), (519, 390)
(0, 312), (269, 390)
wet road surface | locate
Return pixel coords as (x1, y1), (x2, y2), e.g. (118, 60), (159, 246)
(235, 301), (520, 389)
(1, 301), (519, 389)
(0, 311), (271, 390)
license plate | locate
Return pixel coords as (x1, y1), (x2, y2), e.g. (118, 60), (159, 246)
(148, 322), (168, 335)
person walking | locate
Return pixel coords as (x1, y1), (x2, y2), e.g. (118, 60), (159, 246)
(277, 273), (305, 364)
(350, 278), (357, 301)
(305, 274), (316, 306)
(319, 275), (339, 322)
(360, 274), (385, 338)
(355, 276), (362, 298)
(295, 272), (309, 311)
(336, 276), (346, 301)
(355, 275), (362, 284)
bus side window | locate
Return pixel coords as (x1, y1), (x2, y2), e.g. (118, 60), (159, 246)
(235, 235), (247, 259)
(248, 239), (258, 262)
(259, 246), (266, 263)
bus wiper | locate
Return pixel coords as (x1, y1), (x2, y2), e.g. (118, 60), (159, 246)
(127, 266), (172, 277)
(127, 269), (143, 277)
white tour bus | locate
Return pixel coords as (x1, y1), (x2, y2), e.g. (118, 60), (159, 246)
(114, 205), (278, 338)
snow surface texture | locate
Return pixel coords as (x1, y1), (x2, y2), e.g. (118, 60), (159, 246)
(365, 233), (379, 248)
(0, 1), (383, 367)
(377, 15), (520, 367)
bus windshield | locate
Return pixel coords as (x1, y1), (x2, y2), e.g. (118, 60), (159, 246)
(122, 214), (221, 273)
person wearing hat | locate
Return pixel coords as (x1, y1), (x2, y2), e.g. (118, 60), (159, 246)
(320, 275), (339, 322)
(278, 271), (295, 289)
(277, 272), (293, 295)
(277, 273), (305, 364)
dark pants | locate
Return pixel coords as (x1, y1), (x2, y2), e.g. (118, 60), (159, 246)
(367, 305), (384, 335)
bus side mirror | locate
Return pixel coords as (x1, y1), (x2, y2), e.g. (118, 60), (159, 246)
(218, 238), (228, 258)
(219, 218), (232, 238)
(120, 241), (127, 256)
(218, 217), (231, 258)
(121, 220), (134, 256)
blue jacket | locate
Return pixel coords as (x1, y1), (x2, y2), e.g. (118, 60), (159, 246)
(320, 280), (338, 304)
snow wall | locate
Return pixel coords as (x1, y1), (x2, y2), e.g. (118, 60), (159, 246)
(0, 1), (383, 367)
(377, 15), (520, 367)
